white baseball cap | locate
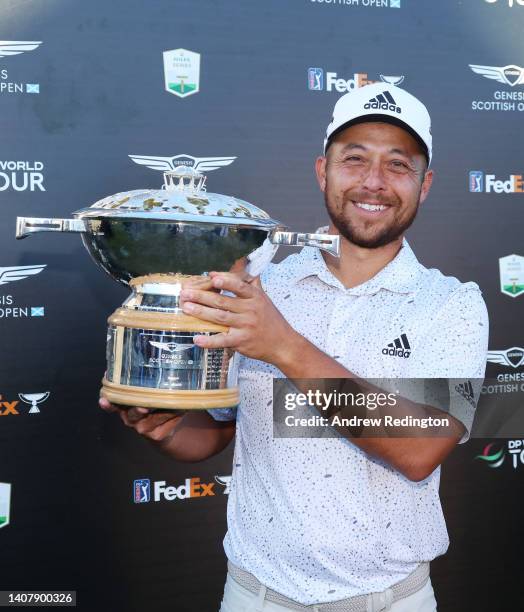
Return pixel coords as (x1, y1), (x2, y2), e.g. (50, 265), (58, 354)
(323, 83), (432, 165)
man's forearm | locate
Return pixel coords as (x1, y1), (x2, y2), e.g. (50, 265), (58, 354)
(275, 330), (353, 379)
(273, 331), (463, 481)
(155, 411), (236, 463)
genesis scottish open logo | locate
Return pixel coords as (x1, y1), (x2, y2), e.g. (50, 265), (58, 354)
(470, 64), (524, 87)
(129, 154), (236, 174)
(487, 347), (524, 369)
(309, 1), (401, 9)
(0, 41), (41, 95)
(0, 265), (46, 319)
(469, 64), (524, 112)
(308, 69), (404, 93)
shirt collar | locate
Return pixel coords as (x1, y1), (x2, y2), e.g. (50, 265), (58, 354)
(288, 237), (422, 296)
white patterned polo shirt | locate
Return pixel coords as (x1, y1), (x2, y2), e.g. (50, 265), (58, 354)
(211, 239), (489, 605)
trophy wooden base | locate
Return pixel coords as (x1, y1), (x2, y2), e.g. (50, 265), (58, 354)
(100, 378), (239, 410)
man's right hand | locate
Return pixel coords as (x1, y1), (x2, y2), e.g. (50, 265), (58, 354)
(98, 397), (236, 462)
(99, 398), (184, 443)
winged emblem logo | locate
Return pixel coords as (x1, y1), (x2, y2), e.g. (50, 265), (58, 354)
(469, 64), (524, 87)
(129, 154), (236, 174)
(487, 347), (524, 369)
(149, 341), (194, 353)
(0, 265), (46, 286)
(0, 41), (42, 59)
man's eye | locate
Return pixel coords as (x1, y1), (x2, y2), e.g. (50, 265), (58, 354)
(390, 160), (409, 170)
(345, 156), (362, 162)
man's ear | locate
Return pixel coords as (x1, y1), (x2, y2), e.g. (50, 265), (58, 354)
(315, 156), (327, 192)
(419, 169), (434, 205)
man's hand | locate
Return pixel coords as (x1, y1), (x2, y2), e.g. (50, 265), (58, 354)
(180, 271), (300, 367)
(99, 398), (183, 443)
(99, 398), (236, 462)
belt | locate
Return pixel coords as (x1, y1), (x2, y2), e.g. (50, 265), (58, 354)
(227, 560), (430, 612)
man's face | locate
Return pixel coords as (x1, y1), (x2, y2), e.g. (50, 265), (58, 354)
(316, 121), (433, 249)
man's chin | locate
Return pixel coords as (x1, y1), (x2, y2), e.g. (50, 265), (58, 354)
(335, 225), (401, 249)
(344, 234), (398, 249)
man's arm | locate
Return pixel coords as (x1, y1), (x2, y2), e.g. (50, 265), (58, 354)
(181, 273), (487, 482)
(271, 337), (466, 482)
(99, 399), (236, 462)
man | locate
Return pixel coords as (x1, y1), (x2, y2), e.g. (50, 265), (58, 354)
(100, 83), (488, 611)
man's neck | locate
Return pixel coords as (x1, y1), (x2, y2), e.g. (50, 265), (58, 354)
(322, 225), (403, 289)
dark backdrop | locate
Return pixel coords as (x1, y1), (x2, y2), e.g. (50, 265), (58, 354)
(1, 1), (523, 610)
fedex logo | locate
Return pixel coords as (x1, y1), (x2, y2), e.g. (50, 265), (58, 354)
(133, 477), (231, 504)
(308, 69), (379, 93)
(469, 171), (524, 193)
(154, 478), (215, 501)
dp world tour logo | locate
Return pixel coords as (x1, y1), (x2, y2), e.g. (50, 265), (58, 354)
(476, 441), (524, 469)
(476, 443), (505, 468)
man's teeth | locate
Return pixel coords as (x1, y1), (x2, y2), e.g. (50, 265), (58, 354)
(355, 202), (388, 212)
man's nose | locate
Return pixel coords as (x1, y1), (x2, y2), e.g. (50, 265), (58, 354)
(361, 161), (386, 192)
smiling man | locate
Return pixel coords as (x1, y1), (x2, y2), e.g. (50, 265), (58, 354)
(100, 84), (488, 611)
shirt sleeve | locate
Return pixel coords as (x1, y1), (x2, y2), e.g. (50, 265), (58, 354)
(416, 285), (489, 443)
(207, 407), (238, 422)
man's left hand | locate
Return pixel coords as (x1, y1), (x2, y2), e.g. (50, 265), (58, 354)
(180, 272), (298, 366)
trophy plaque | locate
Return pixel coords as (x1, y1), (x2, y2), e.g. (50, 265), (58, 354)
(16, 166), (339, 410)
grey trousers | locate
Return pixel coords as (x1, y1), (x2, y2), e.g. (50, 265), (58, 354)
(219, 572), (437, 612)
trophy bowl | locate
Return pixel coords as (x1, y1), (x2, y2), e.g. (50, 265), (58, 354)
(16, 166), (339, 410)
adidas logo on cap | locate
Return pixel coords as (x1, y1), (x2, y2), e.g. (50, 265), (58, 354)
(382, 334), (411, 358)
(364, 90), (402, 114)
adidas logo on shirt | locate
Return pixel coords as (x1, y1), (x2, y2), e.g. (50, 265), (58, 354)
(455, 381), (476, 408)
(382, 334), (411, 358)
(364, 90), (402, 114)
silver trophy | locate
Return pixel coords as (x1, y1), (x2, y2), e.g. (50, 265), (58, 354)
(16, 166), (339, 410)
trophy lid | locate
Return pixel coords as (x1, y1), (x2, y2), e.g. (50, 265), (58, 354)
(74, 166), (278, 228)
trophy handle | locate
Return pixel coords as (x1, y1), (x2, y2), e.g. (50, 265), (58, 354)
(16, 217), (87, 239)
(270, 231), (340, 257)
